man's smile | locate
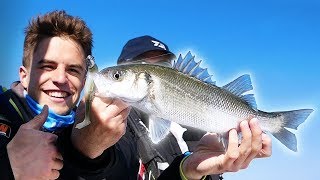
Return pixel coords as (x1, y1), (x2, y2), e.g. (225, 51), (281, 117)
(44, 90), (70, 98)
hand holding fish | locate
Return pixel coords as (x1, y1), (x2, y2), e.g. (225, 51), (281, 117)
(71, 96), (130, 158)
(181, 118), (272, 179)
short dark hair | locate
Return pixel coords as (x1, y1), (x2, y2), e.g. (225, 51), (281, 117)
(23, 10), (93, 68)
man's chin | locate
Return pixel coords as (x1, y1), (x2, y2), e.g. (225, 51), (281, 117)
(42, 100), (74, 115)
(47, 105), (70, 115)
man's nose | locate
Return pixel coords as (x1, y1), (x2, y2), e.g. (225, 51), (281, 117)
(52, 68), (68, 84)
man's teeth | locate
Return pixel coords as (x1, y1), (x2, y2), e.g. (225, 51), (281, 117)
(48, 91), (67, 98)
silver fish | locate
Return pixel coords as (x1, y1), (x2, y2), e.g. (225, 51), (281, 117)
(93, 52), (313, 152)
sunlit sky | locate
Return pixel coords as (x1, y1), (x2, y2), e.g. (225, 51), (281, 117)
(1, 0), (319, 179)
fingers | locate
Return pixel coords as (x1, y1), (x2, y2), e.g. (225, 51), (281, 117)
(233, 120), (252, 168)
(97, 96), (113, 104)
(49, 169), (60, 180)
(241, 118), (263, 167)
(24, 105), (49, 130)
(119, 106), (131, 122)
(71, 95), (130, 158)
(257, 133), (272, 158)
(91, 96), (129, 120)
(223, 129), (239, 170)
(224, 118), (271, 172)
(100, 102), (130, 132)
(104, 98), (128, 110)
(249, 119), (263, 151)
(49, 147), (64, 179)
(52, 156), (64, 171)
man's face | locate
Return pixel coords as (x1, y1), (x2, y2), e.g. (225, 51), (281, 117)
(20, 36), (87, 115)
(137, 51), (173, 65)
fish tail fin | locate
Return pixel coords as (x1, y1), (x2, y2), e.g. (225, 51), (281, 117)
(75, 99), (92, 129)
(75, 74), (96, 129)
(272, 128), (298, 152)
(271, 109), (313, 152)
(75, 115), (91, 129)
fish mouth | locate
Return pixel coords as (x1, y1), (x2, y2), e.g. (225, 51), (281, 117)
(121, 98), (139, 103)
(43, 90), (71, 98)
(95, 92), (141, 104)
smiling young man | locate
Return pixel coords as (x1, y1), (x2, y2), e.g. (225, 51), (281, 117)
(0, 10), (132, 179)
(20, 36), (86, 116)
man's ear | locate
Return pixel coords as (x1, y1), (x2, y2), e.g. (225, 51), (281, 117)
(19, 66), (29, 88)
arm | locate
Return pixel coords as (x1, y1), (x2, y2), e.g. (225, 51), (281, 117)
(67, 96), (133, 178)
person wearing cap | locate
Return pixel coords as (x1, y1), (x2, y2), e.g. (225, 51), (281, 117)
(117, 35), (176, 66)
(116, 35), (272, 180)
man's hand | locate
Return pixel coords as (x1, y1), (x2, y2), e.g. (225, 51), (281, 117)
(182, 118), (272, 180)
(72, 96), (131, 158)
(7, 105), (63, 180)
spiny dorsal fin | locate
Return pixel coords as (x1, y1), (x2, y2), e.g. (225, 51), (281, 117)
(222, 74), (257, 109)
(173, 51), (215, 85)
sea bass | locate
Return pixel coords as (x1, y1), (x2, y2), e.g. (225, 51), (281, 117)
(92, 52), (313, 152)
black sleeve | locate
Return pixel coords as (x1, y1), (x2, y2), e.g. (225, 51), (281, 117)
(57, 126), (140, 180)
(157, 154), (184, 179)
(0, 144), (14, 180)
(57, 127), (117, 179)
(158, 154), (219, 180)
(0, 117), (18, 180)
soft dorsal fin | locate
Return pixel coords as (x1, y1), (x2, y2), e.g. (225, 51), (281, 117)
(222, 74), (257, 109)
(173, 51), (216, 85)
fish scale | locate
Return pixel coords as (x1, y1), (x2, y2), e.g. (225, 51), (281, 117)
(154, 71), (251, 129)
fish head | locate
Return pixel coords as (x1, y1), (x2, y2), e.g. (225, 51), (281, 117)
(93, 65), (151, 103)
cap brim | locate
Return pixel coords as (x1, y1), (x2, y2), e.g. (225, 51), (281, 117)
(118, 49), (176, 64)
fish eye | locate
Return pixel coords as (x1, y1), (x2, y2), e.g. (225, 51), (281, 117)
(114, 72), (120, 79)
(111, 70), (123, 81)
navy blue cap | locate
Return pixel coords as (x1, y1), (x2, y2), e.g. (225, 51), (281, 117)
(117, 35), (176, 64)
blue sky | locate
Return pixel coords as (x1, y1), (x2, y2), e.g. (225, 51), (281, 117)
(1, 0), (319, 179)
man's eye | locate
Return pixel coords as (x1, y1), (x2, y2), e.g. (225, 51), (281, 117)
(69, 68), (80, 74)
(41, 65), (54, 70)
(69, 68), (85, 77)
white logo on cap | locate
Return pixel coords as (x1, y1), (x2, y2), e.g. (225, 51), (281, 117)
(151, 40), (166, 50)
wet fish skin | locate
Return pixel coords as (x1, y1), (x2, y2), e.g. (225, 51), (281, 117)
(94, 62), (313, 152)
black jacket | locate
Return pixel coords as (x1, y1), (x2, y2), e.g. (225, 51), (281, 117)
(0, 83), (139, 180)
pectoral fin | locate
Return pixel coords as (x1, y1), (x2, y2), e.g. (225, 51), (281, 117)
(149, 117), (171, 144)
